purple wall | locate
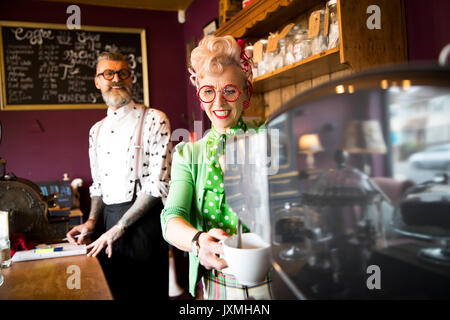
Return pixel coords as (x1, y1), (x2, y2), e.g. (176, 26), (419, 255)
(0, 0), (187, 214)
(405, 0), (450, 62)
(183, 0), (219, 134)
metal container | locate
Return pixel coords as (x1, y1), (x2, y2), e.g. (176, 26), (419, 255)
(394, 173), (450, 265)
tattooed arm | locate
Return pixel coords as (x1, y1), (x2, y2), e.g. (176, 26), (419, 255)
(86, 194), (159, 258)
(116, 193), (159, 229)
(66, 196), (105, 245)
(87, 196), (105, 222)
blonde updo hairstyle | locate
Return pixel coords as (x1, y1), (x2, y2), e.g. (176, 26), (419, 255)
(189, 35), (248, 93)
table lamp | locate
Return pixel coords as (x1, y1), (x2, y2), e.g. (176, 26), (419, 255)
(341, 120), (387, 175)
(298, 133), (324, 170)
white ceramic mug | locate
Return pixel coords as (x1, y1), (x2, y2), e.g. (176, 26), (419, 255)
(222, 233), (271, 286)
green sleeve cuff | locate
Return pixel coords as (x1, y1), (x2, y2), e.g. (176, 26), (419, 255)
(160, 206), (189, 242)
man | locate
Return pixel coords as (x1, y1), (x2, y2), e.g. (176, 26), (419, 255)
(67, 52), (172, 300)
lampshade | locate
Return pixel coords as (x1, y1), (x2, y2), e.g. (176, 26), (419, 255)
(341, 120), (387, 154)
(298, 134), (324, 154)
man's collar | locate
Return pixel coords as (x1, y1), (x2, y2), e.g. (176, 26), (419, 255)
(107, 100), (135, 117)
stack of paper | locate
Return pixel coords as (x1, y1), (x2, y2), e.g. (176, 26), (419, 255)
(12, 243), (87, 262)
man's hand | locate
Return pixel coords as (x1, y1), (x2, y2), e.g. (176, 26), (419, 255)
(197, 228), (229, 270)
(66, 219), (95, 245)
(86, 224), (124, 258)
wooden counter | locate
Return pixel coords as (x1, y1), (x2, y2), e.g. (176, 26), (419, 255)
(0, 254), (113, 300)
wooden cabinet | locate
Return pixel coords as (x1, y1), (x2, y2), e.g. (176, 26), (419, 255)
(215, 0), (408, 118)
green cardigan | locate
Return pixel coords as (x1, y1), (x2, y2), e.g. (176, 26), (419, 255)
(160, 131), (215, 296)
(161, 124), (263, 296)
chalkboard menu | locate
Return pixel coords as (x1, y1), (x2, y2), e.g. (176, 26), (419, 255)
(0, 21), (149, 110)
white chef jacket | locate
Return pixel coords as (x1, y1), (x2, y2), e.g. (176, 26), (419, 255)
(88, 100), (172, 205)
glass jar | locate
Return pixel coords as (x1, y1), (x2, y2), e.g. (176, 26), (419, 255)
(0, 238), (11, 268)
(327, 0), (339, 49)
(257, 39), (269, 76)
(284, 24), (300, 66)
(272, 38), (286, 71)
(292, 30), (312, 62)
(0, 210), (10, 269)
(265, 50), (276, 74)
(252, 65), (259, 78)
(273, 202), (306, 261)
(285, 47), (296, 66)
(285, 39), (296, 66)
(285, 24), (301, 44)
(310, 9), (329, 55)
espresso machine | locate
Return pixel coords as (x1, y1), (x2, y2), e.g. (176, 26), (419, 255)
(224, 64), (450, 299)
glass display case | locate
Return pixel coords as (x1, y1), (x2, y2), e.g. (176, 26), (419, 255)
(301, 150), (390, 295)
(224, 64), (450, 299)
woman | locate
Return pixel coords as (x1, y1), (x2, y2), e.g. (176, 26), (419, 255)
(161, 35), (271, 300)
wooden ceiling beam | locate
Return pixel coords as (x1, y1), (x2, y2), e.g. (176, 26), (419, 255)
(43, 0), (195, 12)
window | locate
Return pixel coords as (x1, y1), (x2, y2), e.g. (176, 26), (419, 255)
(388, 86), (450, 183)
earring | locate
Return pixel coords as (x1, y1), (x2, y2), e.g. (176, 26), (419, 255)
(243, 100), (250, 109)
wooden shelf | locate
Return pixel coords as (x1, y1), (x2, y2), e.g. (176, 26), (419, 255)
(215, 0), (319, 39)
(216, 0), (407, 69)
(215, 0), (407, 116)
(253, 47), (347, 92)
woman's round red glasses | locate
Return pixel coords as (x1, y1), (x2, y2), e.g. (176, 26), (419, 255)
(197, 84), (241, 103)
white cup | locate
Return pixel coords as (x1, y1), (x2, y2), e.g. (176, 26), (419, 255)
(222, 233), (271, 286)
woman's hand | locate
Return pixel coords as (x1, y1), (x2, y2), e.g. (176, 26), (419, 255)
(86, 224), (124, 258)
(66, 219), (95, 245)
(197, 228), (229, 270)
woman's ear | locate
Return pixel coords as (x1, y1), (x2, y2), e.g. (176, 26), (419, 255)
(196, 79), (206, 110)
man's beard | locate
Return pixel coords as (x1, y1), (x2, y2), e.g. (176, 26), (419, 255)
(101, 82), (132, 108)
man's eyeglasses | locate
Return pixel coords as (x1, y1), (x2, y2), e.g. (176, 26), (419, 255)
(96, 69), (131, 81)
(197, 84), (241, 103)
